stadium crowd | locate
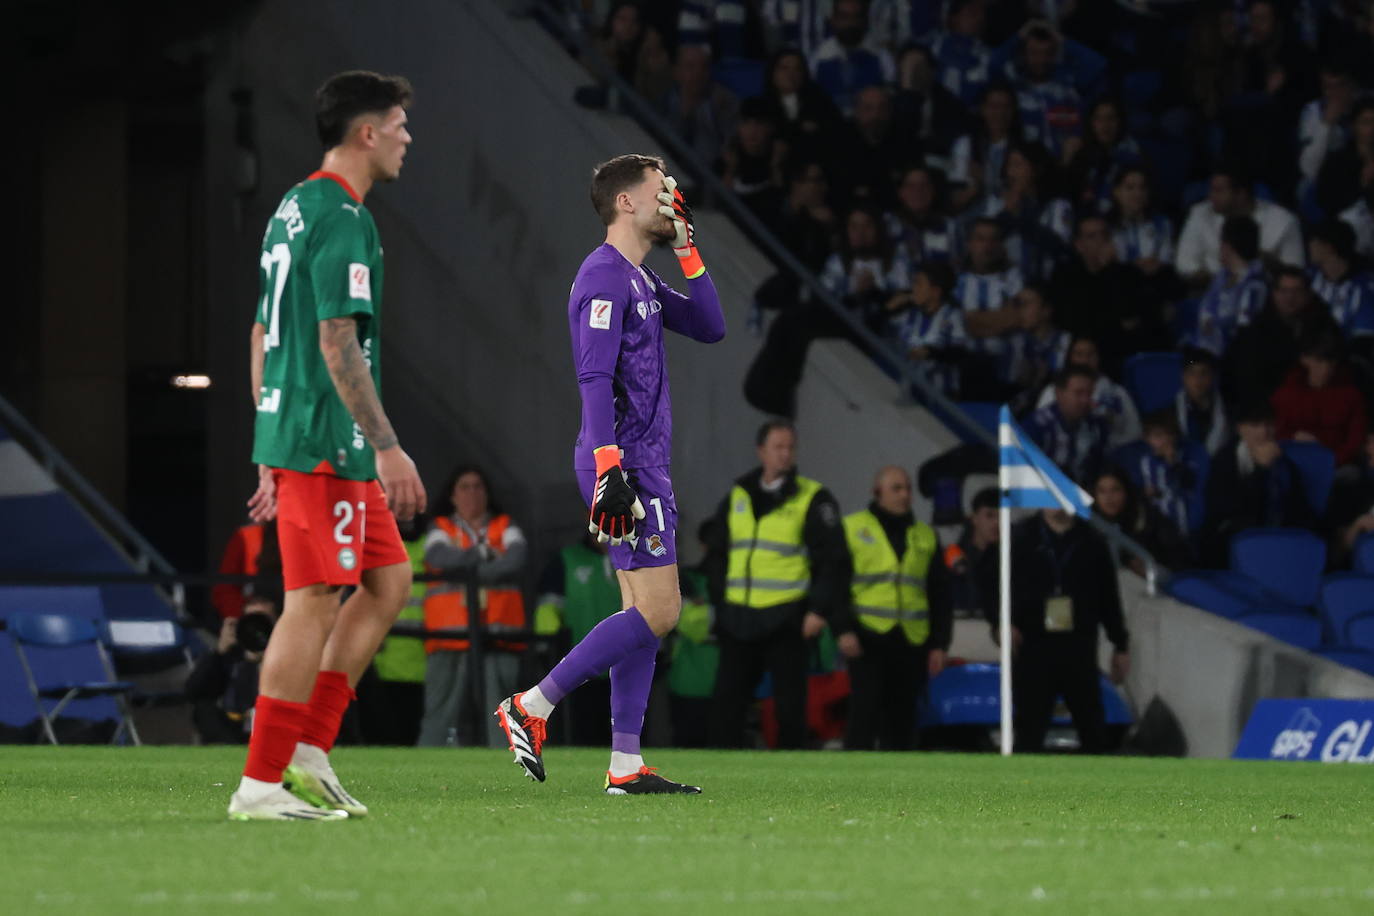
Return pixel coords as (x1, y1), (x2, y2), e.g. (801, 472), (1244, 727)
(572, 0), (1374, 573)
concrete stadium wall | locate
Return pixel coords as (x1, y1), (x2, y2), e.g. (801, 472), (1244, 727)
(1120, 574), (1374, 758)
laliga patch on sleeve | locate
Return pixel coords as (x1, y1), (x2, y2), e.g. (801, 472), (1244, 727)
(589, 298), (613, 330)
(349, 263), (372, 301)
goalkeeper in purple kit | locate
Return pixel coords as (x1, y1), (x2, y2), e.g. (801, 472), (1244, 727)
(496, 154), (724, 794)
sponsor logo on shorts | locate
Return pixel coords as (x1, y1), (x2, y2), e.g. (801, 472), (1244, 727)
(647, 534), (667, 557)
(338, 547), (358, 571)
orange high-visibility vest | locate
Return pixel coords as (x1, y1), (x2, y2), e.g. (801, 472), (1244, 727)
(213, 524), (266, 619)
(422, 515), (526, 653)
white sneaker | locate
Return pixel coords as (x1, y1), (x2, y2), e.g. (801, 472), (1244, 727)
(227, 786), (348, 822)
(283, 746), (369, 817)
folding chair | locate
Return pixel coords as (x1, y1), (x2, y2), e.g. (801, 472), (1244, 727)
(8, 613), (139, 745)
(102, 619), (197, 708)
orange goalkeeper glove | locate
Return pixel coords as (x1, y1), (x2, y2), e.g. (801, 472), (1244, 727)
(588, 446), (646, 546)
(657, 175), (706, 280)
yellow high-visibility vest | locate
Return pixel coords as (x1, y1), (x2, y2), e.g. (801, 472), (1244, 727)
(725, 477), (823, 608)
(843, 509), (936, 644)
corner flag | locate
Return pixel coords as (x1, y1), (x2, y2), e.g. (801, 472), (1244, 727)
(994, 406), (1095, 755)
(998, 406), (1093, 517)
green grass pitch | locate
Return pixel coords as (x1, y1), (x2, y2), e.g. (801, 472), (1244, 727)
(0, 746), (1370, 915)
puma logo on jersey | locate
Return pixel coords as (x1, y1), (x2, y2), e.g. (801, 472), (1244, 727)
(341, 203), (360, 217)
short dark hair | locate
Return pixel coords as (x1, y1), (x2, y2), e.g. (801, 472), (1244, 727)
(971, 486), (999, 513)
(1221, 215), (1260, 261)
(315, 71), (413, 150)
(1300, 330), (1344, 362)
(1235, 401), (1275, 426)
(916, 262), (956, 299)
(1273, 265), (1307, 286)
(1311, 218), (1357, 263)
(1181, 346), (1217, 371)
(1143, 409), (1180, 437)
(1075, 212), (1110, 238)
(1213, 166), (1254, 196)
(1054, 364), (1097, 388)
(756, 418), (796, 447)
(590, 154), (665, 226)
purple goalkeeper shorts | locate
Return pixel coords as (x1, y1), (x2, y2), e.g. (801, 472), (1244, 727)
(576, 465), (678, 571)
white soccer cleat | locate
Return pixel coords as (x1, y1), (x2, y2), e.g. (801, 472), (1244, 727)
(227, 786), (348, 822)
(282, 746), (369, 817)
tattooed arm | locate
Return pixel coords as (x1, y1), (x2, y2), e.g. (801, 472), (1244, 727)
(318, 317), (398, 450)
(317, 317), (426, 519)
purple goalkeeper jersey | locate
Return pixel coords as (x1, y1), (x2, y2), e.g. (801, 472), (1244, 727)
(569, 243), (725, 471)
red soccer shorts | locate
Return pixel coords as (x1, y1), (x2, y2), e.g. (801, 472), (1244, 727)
(273, 468), (408, 591)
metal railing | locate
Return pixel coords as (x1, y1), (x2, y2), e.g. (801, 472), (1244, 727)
(0, 393), (187, 615)
(526, 4), (1167, 591)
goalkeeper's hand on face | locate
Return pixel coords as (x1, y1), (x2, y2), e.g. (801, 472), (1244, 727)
(657, 175), (706, 280)
(588, 446), (646, 545)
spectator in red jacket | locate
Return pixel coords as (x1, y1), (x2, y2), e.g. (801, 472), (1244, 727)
(1271, 333), (1369, 467)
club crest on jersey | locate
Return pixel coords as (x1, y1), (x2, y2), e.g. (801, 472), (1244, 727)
(589, 298), (613, 330)
(338, 547), (358, 571)
(646, 534), (667, 557)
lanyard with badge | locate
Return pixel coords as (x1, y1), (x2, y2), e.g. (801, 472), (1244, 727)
(1039, 524), (1077, 633)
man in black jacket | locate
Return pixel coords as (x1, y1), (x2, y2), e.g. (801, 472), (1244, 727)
(704, 419), (852, 748)
(988, 509), (1130, 753)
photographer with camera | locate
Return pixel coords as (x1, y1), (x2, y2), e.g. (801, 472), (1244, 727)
(186, 595), (278, 744)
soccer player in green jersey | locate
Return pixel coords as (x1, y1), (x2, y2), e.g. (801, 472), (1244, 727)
(228, 71), (427, 821)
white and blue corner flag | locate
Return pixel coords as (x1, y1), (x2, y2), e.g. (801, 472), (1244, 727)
(997, 405), (1093, 518)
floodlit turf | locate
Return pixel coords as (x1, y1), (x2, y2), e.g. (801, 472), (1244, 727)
(0, 747), (1371, 915)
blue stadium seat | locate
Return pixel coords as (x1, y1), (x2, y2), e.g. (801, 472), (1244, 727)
(0, 586), (105, 621)
(1122, 351), (1182, 415)
(1318, 574), (1374, 644)
(7, 613), (137, 744)
(1354, 533), (1374, 575)
(1345, 613), (1374, 650)
(1164, 571), (1267, 619)
(919, 663), (1131, 727)
(0, 638), (36, 735)
(956, 401), (1000, 437)
(1121, 70), (1163, 110)
(1230, 528), (1326, 608)
(713, 58), (765, 100)
(1315, 648), (1374, 678)
(1236, 612), (1323, 651)
(1280, 441), (1335, 518)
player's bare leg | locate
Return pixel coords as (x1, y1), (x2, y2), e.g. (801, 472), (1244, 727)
(229, 584), (348, 821)
(284, 560), (412, 817)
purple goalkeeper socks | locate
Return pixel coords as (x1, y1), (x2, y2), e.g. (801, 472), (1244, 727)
(610, 643), (658, 754)
(537, 607), (657, 706)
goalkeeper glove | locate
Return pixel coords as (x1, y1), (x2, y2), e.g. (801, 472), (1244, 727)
(588, 446), (646, 545)
(657, 175), (706, 279)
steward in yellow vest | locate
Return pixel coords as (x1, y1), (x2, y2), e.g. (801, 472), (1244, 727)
(841, 466), (953, 751)
(702, 421), (851, 750)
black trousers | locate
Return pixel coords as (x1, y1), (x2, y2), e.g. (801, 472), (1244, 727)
(709, 625), (809, 749)
(844, 627), (929, 751)
(1012, 640), (1106, 753)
